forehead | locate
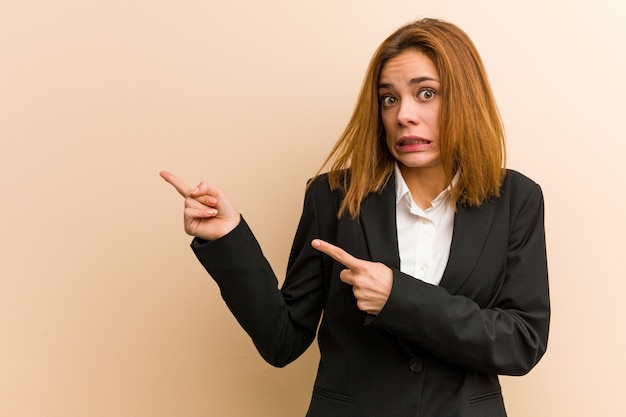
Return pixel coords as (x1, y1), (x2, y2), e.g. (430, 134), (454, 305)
(379, 49), (438, 82)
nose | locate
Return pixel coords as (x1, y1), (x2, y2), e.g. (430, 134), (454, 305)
(396, 99), (420, 126)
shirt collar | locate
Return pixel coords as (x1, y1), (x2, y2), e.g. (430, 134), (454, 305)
(395, 163), (411, 204)
(394, 163), (457, 210)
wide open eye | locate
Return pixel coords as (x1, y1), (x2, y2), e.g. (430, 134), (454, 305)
(380, 95), (397, 107)
(418, 88), (436, 101)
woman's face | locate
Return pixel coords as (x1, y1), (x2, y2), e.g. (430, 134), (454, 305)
(378, 49), (442, 175)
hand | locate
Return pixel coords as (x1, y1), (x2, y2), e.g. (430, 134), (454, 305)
(159, 171), (240, 241)
(311, 239), (392, 315)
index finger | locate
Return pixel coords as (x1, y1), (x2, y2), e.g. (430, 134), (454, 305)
(311, 239), (362, 271)
(159, 170), (192, 197)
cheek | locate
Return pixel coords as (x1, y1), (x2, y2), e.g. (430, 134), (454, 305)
(427, 107), (440, 132)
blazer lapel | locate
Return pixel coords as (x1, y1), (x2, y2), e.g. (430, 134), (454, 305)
(358, 175), (495, 295)
(359, 176), (401, 270)
(439, 203), (495, 294)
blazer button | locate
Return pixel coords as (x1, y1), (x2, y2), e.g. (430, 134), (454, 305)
(409, 357), (423, 373)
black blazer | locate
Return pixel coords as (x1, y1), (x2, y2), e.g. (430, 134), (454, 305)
(192, 169), (550, 417)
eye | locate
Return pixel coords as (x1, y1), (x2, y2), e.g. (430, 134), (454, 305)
(418, 88), (436, 101)
(380, 95), (397, 107)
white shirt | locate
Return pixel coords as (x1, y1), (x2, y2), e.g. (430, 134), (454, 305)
(394, 164), (455, 286)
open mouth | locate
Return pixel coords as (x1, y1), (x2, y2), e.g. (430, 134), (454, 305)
(399, 138), (431, 146)
(394, 135), (435, 153)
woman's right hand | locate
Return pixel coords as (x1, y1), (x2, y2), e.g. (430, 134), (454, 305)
(159, 171), (240, 241)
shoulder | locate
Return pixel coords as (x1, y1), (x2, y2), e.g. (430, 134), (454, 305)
(497, 169), (544, 214)
(499, 169), (543, 201)
(306, 170), (349, 199)
(504, 169), (538, 187)
(301, 171), (347, 218)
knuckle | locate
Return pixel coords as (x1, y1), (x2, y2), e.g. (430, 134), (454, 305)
(352, 274), (365, 286)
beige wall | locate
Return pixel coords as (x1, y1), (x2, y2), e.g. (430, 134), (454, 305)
(1, 0), (625, 416)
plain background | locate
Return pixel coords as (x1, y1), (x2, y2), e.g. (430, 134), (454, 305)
(1, 0), (625, 416)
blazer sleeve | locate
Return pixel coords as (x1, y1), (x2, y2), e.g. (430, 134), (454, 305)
(190, 178), (332, 368)
(366, 174), (550, 376)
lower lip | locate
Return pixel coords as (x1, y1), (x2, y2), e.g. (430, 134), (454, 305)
(397, 141), (433, 152)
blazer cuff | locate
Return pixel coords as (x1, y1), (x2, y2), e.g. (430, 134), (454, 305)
(364, 268), (432, 329)
(190, 216), (264, 283)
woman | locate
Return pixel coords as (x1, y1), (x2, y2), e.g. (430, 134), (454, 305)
(161, 18), (550, 417)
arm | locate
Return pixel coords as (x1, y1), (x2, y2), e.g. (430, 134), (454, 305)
(191, 216), (324, 367)
(160, 171), (327, 367)
(315, 179), (550, 376)
(373, 181), (549, 375)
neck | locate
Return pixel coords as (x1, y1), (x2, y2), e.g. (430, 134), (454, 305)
(399, 164), (447, 210)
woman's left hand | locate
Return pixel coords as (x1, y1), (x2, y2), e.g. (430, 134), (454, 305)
(312, 239), (393, 315)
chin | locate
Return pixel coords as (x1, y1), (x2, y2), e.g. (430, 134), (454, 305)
(398, 158), (442, 169)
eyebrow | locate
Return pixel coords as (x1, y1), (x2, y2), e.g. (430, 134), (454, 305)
(378, 76), (439, 89)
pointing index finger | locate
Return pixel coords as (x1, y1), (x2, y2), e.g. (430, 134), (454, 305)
(311, 239), (361, 271)
(159, 170), (192, 197)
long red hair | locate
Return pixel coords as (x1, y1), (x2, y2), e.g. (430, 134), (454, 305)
(315, 18), (506, 218)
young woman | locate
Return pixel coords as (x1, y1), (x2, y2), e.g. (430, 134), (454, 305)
(161, 18), (550, 417)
